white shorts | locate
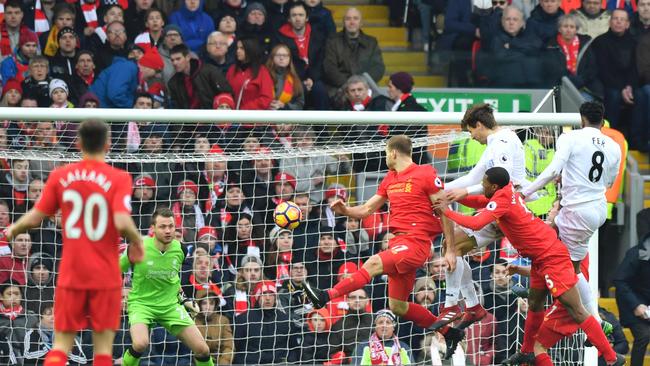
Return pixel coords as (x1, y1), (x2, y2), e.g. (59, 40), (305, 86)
(461, 221), (503, 249)
(555, 200), (607, 261)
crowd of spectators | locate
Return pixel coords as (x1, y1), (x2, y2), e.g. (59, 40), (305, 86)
(0, 0), (643, 365)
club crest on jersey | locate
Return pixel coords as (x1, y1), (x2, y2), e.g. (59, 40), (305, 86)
(434, 177), (443, 188)
(499, 154), (508, 163)
(486, 202), (498, 211)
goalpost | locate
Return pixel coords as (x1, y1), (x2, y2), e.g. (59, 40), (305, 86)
(0, 107), (601, 366)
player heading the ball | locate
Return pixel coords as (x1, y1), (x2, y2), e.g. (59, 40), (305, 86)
(302, 134), (465, 360)
(6, 120), (144, 366)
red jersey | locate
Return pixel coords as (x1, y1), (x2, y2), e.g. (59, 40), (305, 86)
(376, 163), (443, 237)
(445, 183), (565, 261)
(35, 159), (132, 290)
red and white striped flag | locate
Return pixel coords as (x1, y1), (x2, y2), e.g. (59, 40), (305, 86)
(34, 0), (50, 34)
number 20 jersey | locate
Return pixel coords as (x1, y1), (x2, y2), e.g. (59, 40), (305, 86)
(35, 159), (133, 290)
(555, 127), (621, 206)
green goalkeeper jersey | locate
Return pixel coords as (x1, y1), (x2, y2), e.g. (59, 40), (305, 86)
(120, 236), (186, 308)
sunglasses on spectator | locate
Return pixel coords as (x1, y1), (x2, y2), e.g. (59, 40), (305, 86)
(493, 0), (507, 4)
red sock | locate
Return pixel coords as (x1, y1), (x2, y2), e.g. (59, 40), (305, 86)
(580, 316), (616, 362)
(522, 311), (544, 353)
(328, 268), (371, 299)
(44, 350), (68, 366)
(93, 354), (112, 366)
(535, 353), (554, 366)
(402, 302), (438, 329)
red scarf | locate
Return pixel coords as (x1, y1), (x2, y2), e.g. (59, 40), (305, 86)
(295, 24), (311, 64)
(0, 24), (28, 57)
(557, 34), (580, 75)
(0, 304), (23, 320)
(78, 70), (94, 86)
(189, 274), (224, 297)
(34, 0), (50, 34)
(369, 333), (402, 365)
(276, 252), (292, 283)
(80, 0), (98, 29)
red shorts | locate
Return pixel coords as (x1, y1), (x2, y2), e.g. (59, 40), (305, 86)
(530, 249), (578, 298)
(535, 301), (580, 348)
(54, 287), (121, 332)
(378, 234), (431, 301)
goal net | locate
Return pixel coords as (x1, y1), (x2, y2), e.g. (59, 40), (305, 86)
(0, 118), (588, 366)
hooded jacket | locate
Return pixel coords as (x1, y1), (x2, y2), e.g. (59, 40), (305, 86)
(169, 0), (215, 53)
(89, 57), (138, 109)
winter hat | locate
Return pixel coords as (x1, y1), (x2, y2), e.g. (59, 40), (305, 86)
(275, 172), (296, 190)
(78, 91), (100, 108)
(213, 93), (235, 109)
(138, 48), (164, 71)
(375, 309), (398, 327)
(245, 2), (267, 18)
(325, 183), (348, 202)
(269, 225), (292, 245)
(30, 257), (54, 272)
(19, 30), (38, 47)
(337, 261), (358, 281)
(209, 144), (224, 154)
(389, 72), (414, 93)
(134, 174), (156, 189)
(240, 254), (263, 268)
(48, 78), (69, 98)
(148, 82), (165, 105)
(3, 79), (22, 97)
(57, 26), (77, 41)
(414, 277), (436, 293)
(177, 180), (199, 197)
(254, 280), (277, 301)
(307, 308), (332, 331)
(197, 226), (219, 240)
(162, 24), (183, 38)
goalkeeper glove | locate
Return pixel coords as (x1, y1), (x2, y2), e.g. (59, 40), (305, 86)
(178, 292), (200, 318)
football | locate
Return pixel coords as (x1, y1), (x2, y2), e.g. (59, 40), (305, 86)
(274, 201), (302, 229)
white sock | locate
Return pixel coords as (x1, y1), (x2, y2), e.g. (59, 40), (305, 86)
(459, 260), (480, 308)
(444, 256), (464, 307)
(577, 272), (602, 323)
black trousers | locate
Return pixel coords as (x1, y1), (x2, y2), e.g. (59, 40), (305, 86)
(630, 321), (650, 366)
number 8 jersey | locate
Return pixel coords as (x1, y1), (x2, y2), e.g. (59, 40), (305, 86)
(35, 159), (133, 290)
(522, 127), (621, 207)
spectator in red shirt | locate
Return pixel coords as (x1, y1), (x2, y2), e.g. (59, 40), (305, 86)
(226, 37), (273, 109)
(0, 232), (32, 285)
(0, 201), (10, 256)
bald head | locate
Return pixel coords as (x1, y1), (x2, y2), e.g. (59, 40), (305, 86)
(344, 7), (362, 37)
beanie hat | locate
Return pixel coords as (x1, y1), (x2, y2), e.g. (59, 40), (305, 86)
(209, 144), (224, 155)
(269, 225), (292, 245)
(148, 82), (165, 105)
(307, 308), (332, 331)
(325, 183), (348, 202)
(240, 254), (263, 268)
(245, 2), (267, 18)
(213, 93), (235, 109)
(177, 180), (199, 197)
(375, 309), (398, 327)
(138, 48), (164, 71)
(162, 24), (183, 38)
(57, 26), (77, 41)
(19, 30), (38, 47)
(49, 78), (69, 98)
(3, 79), (22, 97)
(337, 261), (358, 281)
(79, 91), (100, 108)
(197, 226), (219, 240)
(254, 280), (277, 301)
(30, 257), (54, 272)
(134, 174), (156, 189)
(389, 72), (414, 93)
(275, 172), (296, 190)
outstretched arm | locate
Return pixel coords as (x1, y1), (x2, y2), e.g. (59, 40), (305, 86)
(443, 208), (496, 231)
(330, 194), (387, 219)
(430, 191), (457, 271)
(457, 195), (490, 209)
(6, 209), (48, 240)
(115, 212), (144, 263)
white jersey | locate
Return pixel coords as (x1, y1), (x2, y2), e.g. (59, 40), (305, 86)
(521, 127), (621, 207)
(446, 128), (527, 194)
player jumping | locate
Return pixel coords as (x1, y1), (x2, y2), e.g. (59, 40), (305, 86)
(434, 167), (624, 366)
(120, 207), (214, 366)
(521, 101), (621, 337)
(301, 135), (465, 358)
(6, 120), (144, 366)
(435, 103), (530, 329)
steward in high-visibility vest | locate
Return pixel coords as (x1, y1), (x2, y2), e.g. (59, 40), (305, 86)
(601, 121), (628, 220)
(524, 138), (557, 216)
(447, 138), (486, 214)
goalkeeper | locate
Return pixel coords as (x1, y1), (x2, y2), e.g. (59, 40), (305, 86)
(120, 207), (213, 366)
